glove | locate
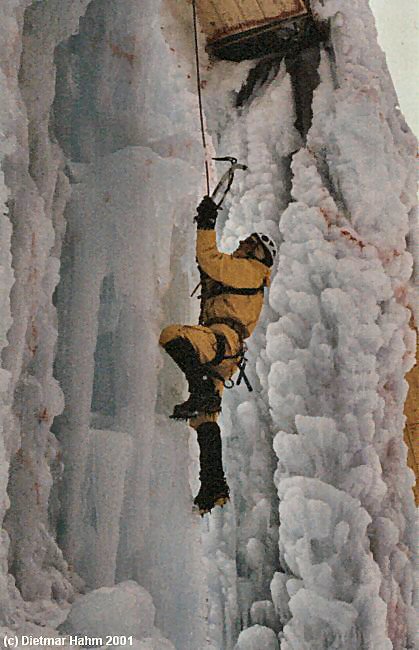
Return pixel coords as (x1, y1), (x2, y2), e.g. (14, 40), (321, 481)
(194, 196), (219, 230)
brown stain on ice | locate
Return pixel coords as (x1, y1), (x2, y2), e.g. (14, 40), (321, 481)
(27, 267), (38, 285)
(404, 318), (419, 505)
(340, 228), (366, 250)
(394, 285), (408, 306)
(28, 230), (38, 284)
(33, 481), (41, 506)
(38, 407), (50, 424)
(109, 39), (135, 66)
(28, 319), (38, 357)
(387, 599), (408, 650)
(319, 206), (335, 227)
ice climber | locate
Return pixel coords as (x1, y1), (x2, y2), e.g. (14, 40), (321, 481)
(159, 196), (276, 514)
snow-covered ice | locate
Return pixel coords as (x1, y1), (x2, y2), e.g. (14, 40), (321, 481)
(0, 0), (417, 649)
(235, 624), (279, 650)
(59, 580), (155, 639)
(198, 1), (417, 648)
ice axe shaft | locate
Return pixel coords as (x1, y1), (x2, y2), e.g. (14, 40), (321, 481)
(211, 157), (248, 208)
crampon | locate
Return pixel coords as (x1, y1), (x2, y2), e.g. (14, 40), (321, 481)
(193, 486), (230, 516)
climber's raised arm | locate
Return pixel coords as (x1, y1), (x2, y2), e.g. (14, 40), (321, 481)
(194, 197), (270, 288)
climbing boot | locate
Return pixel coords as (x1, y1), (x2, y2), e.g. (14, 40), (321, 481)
(193, 422), (230, 515)
(164, 337), (221, 420)
(170, 372), (221, 420)
(193, 481), (230, 516)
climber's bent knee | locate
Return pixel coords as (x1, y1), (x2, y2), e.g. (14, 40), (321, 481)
(159, 324), (186, 348)
(160, 324), (218, 365)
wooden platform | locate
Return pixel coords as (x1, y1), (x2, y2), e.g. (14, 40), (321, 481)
(196, 0), (308, 44)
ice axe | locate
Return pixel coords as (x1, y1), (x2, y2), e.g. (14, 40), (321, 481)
(211, 157), (248, 209)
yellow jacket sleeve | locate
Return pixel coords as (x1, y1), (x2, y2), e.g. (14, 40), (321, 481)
(196, 230), (270, 289)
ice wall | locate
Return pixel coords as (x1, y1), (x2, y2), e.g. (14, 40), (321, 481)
(0, 0), (417, 648)
(271, 2), (418, 646)
(50, 1), (209, 648)
(200, 1), (418, 649)
(0, 1), (209, 647)
(0, 0), (92, 622)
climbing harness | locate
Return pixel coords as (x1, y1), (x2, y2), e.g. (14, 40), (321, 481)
(194, 274), (268, 393)
(205, 345), (253, 393)
(200, 326), (254, 393)
(199, 278), (265, 301)
(202, 316), (248, 342)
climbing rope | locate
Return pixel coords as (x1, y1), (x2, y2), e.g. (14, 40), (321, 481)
(192, 0), (210, 195)
(191, 3), (248, 202)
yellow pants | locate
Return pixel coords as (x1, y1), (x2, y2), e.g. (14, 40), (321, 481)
(159, 322), (242, 428)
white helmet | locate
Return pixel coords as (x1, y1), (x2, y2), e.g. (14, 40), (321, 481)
(252, 232), (277, 266)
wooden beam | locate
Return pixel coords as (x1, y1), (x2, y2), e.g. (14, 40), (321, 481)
(196, 0), (307, 43)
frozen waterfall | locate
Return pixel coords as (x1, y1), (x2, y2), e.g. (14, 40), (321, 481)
(0, 1), (417, 649)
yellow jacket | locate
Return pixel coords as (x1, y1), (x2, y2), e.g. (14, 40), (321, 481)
(196, 230), (271, 339)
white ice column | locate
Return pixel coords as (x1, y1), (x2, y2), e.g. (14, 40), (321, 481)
(54, 146), (206, 649)
(54, 206), (107, 566)
(0, 0), (92, 606)
(267, 0), (418, 644)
